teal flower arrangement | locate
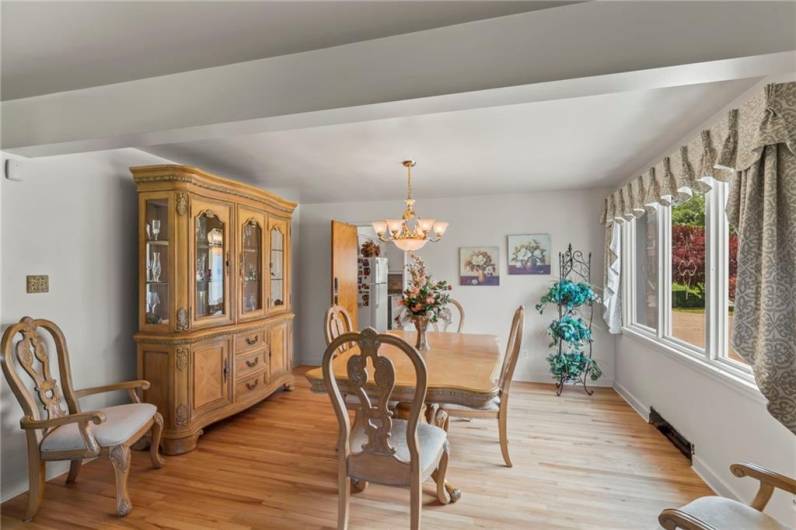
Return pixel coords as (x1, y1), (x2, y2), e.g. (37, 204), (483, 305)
(535, 280), (597, 312)
(537, 278), (602, 387)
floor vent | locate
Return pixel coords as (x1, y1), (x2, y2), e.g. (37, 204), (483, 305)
(649, 407), (694, 462)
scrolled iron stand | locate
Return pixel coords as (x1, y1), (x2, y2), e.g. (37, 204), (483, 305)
(555, 244), (594, 396)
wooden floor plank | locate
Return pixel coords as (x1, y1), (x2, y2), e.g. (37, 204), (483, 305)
(1, 367), (710, 529)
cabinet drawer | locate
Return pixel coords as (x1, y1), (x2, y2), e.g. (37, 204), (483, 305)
(236, 371), (265, 402)
(234, 329), (266, 354)
(235, 349), (268, 380)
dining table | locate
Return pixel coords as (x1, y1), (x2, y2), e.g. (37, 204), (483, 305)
(304, 329), (504, 504)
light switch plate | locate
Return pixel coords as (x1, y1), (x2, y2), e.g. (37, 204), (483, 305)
(26, 275), (49, 293)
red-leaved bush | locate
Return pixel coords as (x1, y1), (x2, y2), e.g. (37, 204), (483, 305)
(672, 225), (705, 287)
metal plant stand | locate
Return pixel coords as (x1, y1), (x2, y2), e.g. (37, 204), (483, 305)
(554, 244), (595, 396)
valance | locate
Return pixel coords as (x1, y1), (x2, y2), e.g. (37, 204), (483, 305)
(601, 82), (796, 225)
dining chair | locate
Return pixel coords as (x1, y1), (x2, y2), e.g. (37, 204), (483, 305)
(322, 327), (451, 530)
(325, 304), (355, 351)
(438, 305), (524, 467)
(394, 299), (464, 333)
(659, 463), (795, 529)
(0, 317), (165, 520)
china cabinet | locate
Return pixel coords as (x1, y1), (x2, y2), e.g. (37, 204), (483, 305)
(132, 165), (296, 455)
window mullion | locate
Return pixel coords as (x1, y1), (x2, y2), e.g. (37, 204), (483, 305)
(659, 204), (670, 339)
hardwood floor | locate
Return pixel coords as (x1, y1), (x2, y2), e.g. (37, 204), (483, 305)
(2, 367), (711, 529)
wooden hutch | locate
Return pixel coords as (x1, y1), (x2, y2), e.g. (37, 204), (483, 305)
(132, 165), (295, 455)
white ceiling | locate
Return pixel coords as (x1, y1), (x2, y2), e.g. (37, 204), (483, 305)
(0, 1), (574, 100)
(144, 77), (761, 203)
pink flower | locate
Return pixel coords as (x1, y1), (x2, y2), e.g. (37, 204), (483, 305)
(410, 287), (420, 296)
(412, 303), (422, 312)
(426, 296), (434, 304)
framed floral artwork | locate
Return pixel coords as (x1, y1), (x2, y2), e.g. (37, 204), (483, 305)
(459, 247), (499, 286)
(507, 234), (551, 275)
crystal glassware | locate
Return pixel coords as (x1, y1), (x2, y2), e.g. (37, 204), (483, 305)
(151, 251), (162, 282)
(151, 219), (161, 241)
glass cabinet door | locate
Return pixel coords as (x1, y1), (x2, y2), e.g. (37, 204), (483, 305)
(192, 198), (232, 326)
(238, 207), (266, 319)
(143, 197), (170, 327)
(269, 218), (289, 310)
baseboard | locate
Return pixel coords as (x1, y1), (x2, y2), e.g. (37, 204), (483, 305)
(612, 380), (651, 420)
(516, 369), (613, 388)
(692, 455), (741, 501)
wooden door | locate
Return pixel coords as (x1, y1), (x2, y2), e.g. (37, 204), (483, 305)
(268, 217), (290, 312)
(190, 197), (233, 329)
(191, 338), (232, 417)
(268, 321), (289, 378)
(237, 206), (267, 321)
(331, 220), (359, 330)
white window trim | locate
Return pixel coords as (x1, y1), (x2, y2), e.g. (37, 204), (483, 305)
(620, 186), (758, 399)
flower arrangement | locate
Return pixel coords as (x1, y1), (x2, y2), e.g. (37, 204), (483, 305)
(511, 240), (547, 270)
(535, 280), (598, 312)
(463, 250), (496, 277)
(360, 239), (381, 257)
(401, 255), (452, 322)
(536, 279), (602, 385)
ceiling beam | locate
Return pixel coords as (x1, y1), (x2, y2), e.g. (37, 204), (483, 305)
(3, 2), (795, 157)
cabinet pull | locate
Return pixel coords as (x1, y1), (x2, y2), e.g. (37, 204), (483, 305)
(223, 359), (229, 381)
(245, 335), (259, 345)
(245, 379), (259, 391)
(245, 356), (259, 368)
(226, 251), (230, 272)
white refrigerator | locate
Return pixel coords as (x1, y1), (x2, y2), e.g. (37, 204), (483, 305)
(358, 257), (388, 331)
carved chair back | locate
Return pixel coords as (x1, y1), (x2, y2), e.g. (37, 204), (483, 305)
(0, 317), (80, 437)
(324, 305), (355, 353)
(322, 328), (428, 478)
(431, 299), (465, 333)
(498, 306), (525, 396)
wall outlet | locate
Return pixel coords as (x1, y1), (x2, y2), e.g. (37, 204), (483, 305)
(26, 275), (49, 293)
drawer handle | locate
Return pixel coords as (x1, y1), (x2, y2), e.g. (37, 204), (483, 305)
(245, 379), (259, 391)
(245, 357), (260, 368)
(245, 335), (259, 345)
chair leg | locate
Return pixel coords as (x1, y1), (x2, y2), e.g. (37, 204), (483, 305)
(351, 478), (368, 493)
(337, 472), (350, 530)
(109, 445), (132, 517)
(410, 476), (422, 530)
(66, 459), (82, 484)
(149, 413), (165, 468)
(498, 401), (512, 467)
(433, 443), (451, 504)
(24, 457), (45, 521)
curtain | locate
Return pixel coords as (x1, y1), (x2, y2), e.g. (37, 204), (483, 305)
(602, 221), (622, 334)
(726, 83), (796, 433)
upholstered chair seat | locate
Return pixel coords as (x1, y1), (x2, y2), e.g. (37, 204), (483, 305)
(349, 419), (448, 481)
(659, 463), (796, 530)
(41, 403), (158, 453)
(666, 496), (787, 530)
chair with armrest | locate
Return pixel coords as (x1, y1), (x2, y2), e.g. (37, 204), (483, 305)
(323, 327), (451, 530)
(658, 463), (795, 530)
(0, 316), (164, 520)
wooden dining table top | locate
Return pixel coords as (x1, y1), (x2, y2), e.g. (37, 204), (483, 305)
(304, 330), (504, 407)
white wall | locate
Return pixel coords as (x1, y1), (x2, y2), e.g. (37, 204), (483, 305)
(0, 148), (173, 501)
(614, 334), (796, 526)
(296, 189), (615, 386)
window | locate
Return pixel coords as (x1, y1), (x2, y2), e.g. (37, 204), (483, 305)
(670, 194), (706, 349)
(633, 207), (658, 330)
(624, 180), (753, 383)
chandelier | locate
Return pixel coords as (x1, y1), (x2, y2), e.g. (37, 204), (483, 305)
(371, 160), (448, 252)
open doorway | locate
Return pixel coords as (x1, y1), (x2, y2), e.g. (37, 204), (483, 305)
(356, 226), (406, 330)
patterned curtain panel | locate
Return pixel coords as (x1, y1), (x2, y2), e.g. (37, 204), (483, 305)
(726, 83), (796, 433)
(600, 81), (796, 432)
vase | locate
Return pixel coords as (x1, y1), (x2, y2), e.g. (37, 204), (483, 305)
(476, 270), (485, 283)
(412, 316), (431, 352)
(151, 252), (162, 282)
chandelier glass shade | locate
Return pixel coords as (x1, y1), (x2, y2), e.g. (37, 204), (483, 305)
(371, 161), (448, 251)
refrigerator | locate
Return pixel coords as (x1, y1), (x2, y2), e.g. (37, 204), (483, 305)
(358, 257), (388, 331)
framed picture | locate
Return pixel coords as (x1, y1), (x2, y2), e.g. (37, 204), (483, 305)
(507, 234), (551, 275)
(459, 247), (500, 286)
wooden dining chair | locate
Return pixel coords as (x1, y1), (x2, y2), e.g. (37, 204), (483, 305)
(0, 317), (164, 520)
(439, 305), (524, 467)
(325, 304), (355, 351)
(394, 299), (464, 333)
(322, 328), (451, 530)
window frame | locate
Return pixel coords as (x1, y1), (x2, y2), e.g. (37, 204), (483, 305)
(622, 182), (755, 388)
